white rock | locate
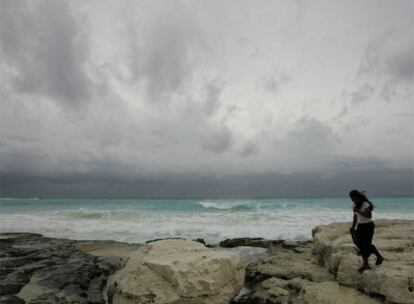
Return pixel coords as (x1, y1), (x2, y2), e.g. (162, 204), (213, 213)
(297, 281), (383, 304)
(108, 239), (245, 304)
(312, 219), (414, 304)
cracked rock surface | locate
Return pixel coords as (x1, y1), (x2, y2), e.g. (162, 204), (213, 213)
(231, 220), (414, 304)
(1, 219), (413, 304)
(0, 233), (136, 304)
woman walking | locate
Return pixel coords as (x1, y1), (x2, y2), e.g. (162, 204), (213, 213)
(349, 190), (384, 273)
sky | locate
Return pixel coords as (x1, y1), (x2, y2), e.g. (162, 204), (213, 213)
(0, 0), (413, 198)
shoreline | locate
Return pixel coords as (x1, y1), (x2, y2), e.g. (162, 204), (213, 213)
(1, 219), (413, 304)
(2, 197), (413, 245)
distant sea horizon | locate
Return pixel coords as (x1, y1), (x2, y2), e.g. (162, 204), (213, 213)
(1, 196), (413, 244)
(2, 194), (413, 199)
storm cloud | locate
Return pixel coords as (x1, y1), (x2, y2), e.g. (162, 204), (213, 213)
(0, 0), (413, 198)
(0, 0), (91, 107)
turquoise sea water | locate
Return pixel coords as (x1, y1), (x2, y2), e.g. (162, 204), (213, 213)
(0, 197), (413, 243)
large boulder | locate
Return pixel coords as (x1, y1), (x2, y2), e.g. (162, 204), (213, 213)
(107, 239), (245, 304)
(312, 219), (414, 304)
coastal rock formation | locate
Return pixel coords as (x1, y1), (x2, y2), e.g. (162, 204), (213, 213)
(219, 237), (284, 248)
(0, 233), (133, 304)
(2, 219), (413, 304)
(107, 239), (245, 304)
(313, 219), (414, 304)
(232, 240), (382, 304)
(232, 219), (414, 304)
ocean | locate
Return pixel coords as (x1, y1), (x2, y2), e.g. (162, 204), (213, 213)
(0, 197), (413, 244)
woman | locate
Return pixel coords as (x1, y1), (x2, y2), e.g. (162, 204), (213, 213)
(349, 189), (384, 273)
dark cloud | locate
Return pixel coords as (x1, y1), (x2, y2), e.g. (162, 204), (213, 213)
(386, 45), (413, 83)
(0, 1), (412, 198)
(0, 0), (91, 107)
(201, 124), (233, 153)
(238, 140), (260, 157)
(358, 36), (413, 84)
(1, 168), (412, 198)
(283, 117), (339, 154)
(354, 33), (413, 102)
(126, 5), (206, 103)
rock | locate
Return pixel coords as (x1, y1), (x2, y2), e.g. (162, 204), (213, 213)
(260, 277), (290, 290)
(0, 282), (25, 296)
(312, 219), (414, 304)
(3, 220), (413, 304)
(221, 246), (269, 264)
(239, 287), (289, 304)
(0, 295), (25, 304)
(246, 243), (334, 284)
(230, 287), (251, 304)
(287, 278), (303, 291)
(282, 241), (312, 250)
(234, 277), (383, 304)
(145, 237), (185, 243)
(296, 280), (383, 304)
(0, 233), (125, 304)
(192, 238), (207, 246)
(219, 237), (284, 248)
(108, 239), (245, 304)
(253, 278), (290, 304)
(234, 241), (335, 304)
(72, 239), (141, 259)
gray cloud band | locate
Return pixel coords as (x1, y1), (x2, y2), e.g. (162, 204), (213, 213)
(0, 0), (412, 197)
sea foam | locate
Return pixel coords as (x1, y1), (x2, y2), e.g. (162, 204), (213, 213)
(0, 197), (412, 244)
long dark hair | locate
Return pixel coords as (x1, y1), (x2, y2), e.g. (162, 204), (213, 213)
(349, 189), (374, 210)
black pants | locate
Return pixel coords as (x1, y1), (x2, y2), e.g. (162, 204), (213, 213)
(356, 221), (380, 259)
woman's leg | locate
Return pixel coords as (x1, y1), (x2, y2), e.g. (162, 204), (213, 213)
(374, 246), (384, 265)
(368, 223), (384, 265)
(370, 244), (381, 257)
(356, 224), (374, 272)
(366, 222), (375, 256)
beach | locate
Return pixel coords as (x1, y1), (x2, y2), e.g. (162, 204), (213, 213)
(1, 219), (413, 304)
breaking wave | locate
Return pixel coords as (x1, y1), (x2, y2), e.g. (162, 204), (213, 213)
(0, 197), (412, 244)
(198, 200), (257, 211)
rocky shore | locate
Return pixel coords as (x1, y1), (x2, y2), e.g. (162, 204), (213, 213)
(1, 219), (413, 304)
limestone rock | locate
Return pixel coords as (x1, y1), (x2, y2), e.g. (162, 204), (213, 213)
(312, 219), (414, 304)
(246, 243), (334, 284)
(231, 278), (290, 304)
(253, 278), (290, 304)
(108, 239), (245, 304)
(235, 242), (334, 304)
(297, 280), (383, 304)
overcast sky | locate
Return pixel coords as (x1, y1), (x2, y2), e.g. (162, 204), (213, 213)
(0, 0), (413, 198)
